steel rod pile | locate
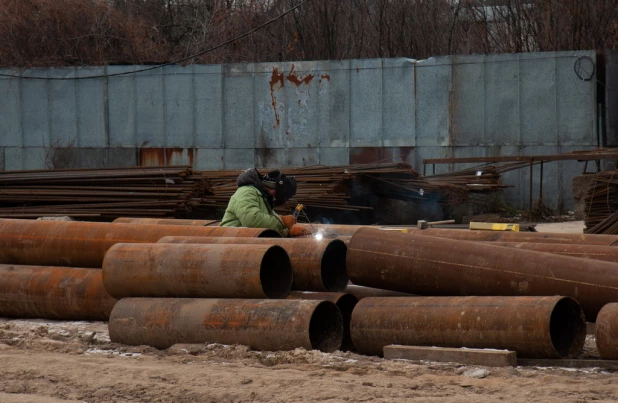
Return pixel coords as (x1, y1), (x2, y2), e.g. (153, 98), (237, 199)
(584, 171), (618, 234)
(196, 162), (493, 213)
(0, 166), (210, 218)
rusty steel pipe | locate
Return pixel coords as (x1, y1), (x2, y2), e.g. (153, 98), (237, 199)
(0, 218), (280, 268)
(350, 296), (586, 358)
(489, 242), (618, 263)
(158, 237), (348, 292)
(344, 284), (414, 299)
(0, 264), (117, 320)
(287, 291), (358, 351)
(298, 223), (618, 246)
(406, 227), (618, 246)
(296, 224), (366, 237)
(113, 217), (219, 226)
(103, 243), (292, 299)
(348, 227), (618, 321)
(109, 298), (343, 352)
(595, 304), (618, 359)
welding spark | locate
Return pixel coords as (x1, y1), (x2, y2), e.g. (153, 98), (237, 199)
(314, 232), (324, 241)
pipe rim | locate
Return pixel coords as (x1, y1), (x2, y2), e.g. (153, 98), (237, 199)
(549, 297), (587, 358)
(320, 240), (349, 292)
(260, 245), (293, 298)
(257, 229), (282, 238)
(309, 301), (343, 352)
(334, 294), (359, 352)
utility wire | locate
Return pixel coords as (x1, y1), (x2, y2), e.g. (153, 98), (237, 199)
(0, 0), (308, 81)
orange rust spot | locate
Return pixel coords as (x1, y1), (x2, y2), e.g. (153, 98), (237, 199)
(286, 64), (314, 86)
(269, 67), (285, 128)
(320, 74), (330, 82)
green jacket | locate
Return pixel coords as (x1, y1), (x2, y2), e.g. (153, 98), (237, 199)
(220, 185), (288, 236)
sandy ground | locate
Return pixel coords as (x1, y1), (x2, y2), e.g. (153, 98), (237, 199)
(3, 219), (617, 403)
(0, 317), (616, 402)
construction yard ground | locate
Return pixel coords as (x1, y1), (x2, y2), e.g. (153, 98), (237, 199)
(2, 220), (617, 403)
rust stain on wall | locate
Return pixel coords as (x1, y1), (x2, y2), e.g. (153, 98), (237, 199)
(269, 67), (285, 128)
(286, 64), (314, 86)
(350, 147), (415, 165)
(140, 148), (195, 167)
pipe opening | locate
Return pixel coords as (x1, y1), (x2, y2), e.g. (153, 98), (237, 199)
(549, 297), (587, 358)
(320, 240), (349, 292)
(334, 294), (359, 352)
(258, 229), (282, 238)
(309, 301), (343, 352)
(260, 246), (293, 298)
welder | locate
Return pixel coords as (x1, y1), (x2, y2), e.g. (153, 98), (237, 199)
(220, 168), (312, 237)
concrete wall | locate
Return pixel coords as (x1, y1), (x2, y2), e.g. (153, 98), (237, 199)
(0, 51), (599, 211)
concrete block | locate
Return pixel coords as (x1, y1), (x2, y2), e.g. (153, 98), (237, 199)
(383, 345), (516, 367)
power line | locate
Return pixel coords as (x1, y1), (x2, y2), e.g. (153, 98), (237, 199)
(0, 0), (308, 81)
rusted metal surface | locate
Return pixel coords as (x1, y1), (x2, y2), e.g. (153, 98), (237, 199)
(490, 242), (618, 263)
(103, 243), (292, 299)
(411, 227), (618, 246)
(347, 227), (618, 321)
(350, 296), (586, 358)
(344, 285), (414, 299)
(296, 224), (367, 237)
(595, 303), (618, 359)
(158, 237), (348, 292)
(0, 264), (117, 320)
(0, 219), (280, 268)
(287, 291), (358, 351)
(139, 148), (195, 167)
(113, 217), (219, 226)
(109, 298), (343, 352)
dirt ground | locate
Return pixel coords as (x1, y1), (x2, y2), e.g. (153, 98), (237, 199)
(0, 318), (616, 403)
(2, 219), (617, 403)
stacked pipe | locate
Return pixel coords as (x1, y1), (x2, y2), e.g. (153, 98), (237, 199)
(0, 166), (211, 218)
(337, 226), (618, 359)
(0, 218), (278, 321)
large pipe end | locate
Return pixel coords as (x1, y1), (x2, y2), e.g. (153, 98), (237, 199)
(321, 239), (349, 292)
(595, 303), (618, 359)
(257, 229), (282, 238)
(550, 297), (587, 358)
(261, 246), (293, 299)
(309, 301), (343, 353)
(334, 294), (359, 352)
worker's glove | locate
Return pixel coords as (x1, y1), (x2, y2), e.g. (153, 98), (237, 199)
(280, 215), (296, 229)
(289, 225), (313, 237)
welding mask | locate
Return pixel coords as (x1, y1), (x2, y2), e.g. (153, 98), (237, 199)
(262, 170), (297, 206)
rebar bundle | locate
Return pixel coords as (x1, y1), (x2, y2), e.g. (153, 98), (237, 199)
(0, 166), (209, 218)
(584, 171), (618, 234)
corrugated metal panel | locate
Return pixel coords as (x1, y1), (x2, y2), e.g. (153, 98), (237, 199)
(608, 51), (618, 147)
(76, 67), (107, 147)
(164, 65), (194, 148)
(194, 65), (223, 148)
(556, 52), (597, 145)
(520, 54), (556, 145)
(451, 55), (485, 146)
(108, 65), (138, 146)
(21, 70), (49, 147)
(0, 69), (22, 147)
(484, 54), (520, 145)
(49, 68), (78, 147)
(136, 69), (165, 147)
(415, 57), (451, 147)
(383, 58), (416, 147)
(350, 58), (383, 147)
(224, 63), (254, 149)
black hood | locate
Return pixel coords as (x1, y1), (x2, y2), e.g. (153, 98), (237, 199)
(237, 168), (264, 188)
(236, 168), (274, 207)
